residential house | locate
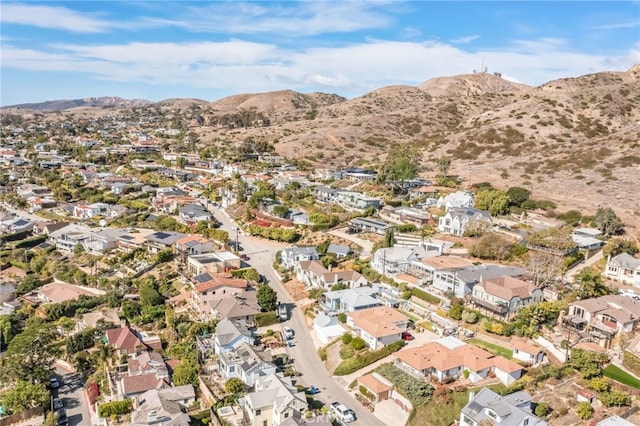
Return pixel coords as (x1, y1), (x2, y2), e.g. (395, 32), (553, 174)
(312, 313), (346, 345)
(37, 282), (106, 304)
(322, 287), (381, 313)
(605, 253), (640, 287)
(459, 387), (547, 426)
(436, 191), (474, 210)
(564, 295), (640, 345)
(241, 372), (307, 426)
(409, 185), (439, 199)
(84, 228), (127, 254)
(571, 228), (604, 250)
(326, 243), (351, 258)
(32, 221), (69, 236)
(335, 190), (381, 212)
(186, 252), (241, 275)
(213, 319), (256, 354)
(596, 416), (636, 426)
(27, 197), (57, 213)
(414, 255), (474, 285)
(347, 306), (409, 350)
(106, 327), (147, 356)
(310, 185), (337, 203)
(121, 373), (169, 399)
(73, 309), (122, 334)
(342, 167), (378, 181)
(73, 202), (109, 220)
(511, 339), (545, 366)
(470, 276), (544, 319)
(437, 207), (492, 236)
(175, 235), (216, 261)
(0, 217), (35, 234)
(394, 337), (523, 386)
(144, 231), (187, 254)
(191, 274), (260, 322)
(349, 217), (395, 235)
(295, 260), (367, 290)
(130, 385), (195, 426)
(432, 265), (524, 299)
(371, 245), (441, 277)
(209, 290), (261, 324)
(48, 223), (93, 252)
(129, 351), (168, 377)
(117, 229), (157, 252)
(280, 246), (320, 269)
(218, 342), (277, 387)
(382, 206), (433, 226)
(178, 203), (212, 225)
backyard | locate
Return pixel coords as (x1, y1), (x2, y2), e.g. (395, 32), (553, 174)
(467, 338), (513, 359)
(603, 365), (640, 390)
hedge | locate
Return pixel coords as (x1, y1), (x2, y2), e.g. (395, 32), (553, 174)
(333, 340), (405, 376)
(255, 311), (279, 327)
(98, 399), (133, 418)
(410, 287), (441, 305)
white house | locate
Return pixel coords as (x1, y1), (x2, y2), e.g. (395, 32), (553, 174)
(605, 253), (640, 287)
(511, 339), (545, 366)
(436, 191), (474, 210)
(242, 373), (307, 426)
(218, 342), (276, 387)
(347, 306), (409, 350)
(459, 387), (547, 426)
(470, 276), (544, 320)
(280, 246), (320, 269)
(437, 207), (492, 236)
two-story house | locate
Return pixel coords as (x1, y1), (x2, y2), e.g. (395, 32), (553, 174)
(241, 373), (307, 426)
(295, 260), (368, 290)
(174, 235), (217, 262)
(73, 202), (109, 220)
(186, 251), (241, 275)
(436, 191), (474, 210)
(459, 387), (547, 426)
(605, 253), (640, 287)
(437, 207), (492, 236)
(213, 319), (256, 354)
(432, 265), (524, 299)
(280, 246), (320, 269)
(144, 231), (187, 254)
(470, 276), (544, 320)
(371, 245), (440, 277)
(178, 203), (212, 225)
(347, 306), (409, 350)
(130, 385), (195, 426)
(335, 190), (381, 212)
(218, 342), (277, 387)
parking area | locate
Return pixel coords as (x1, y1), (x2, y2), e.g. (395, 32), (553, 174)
(373, 399), (409, 426)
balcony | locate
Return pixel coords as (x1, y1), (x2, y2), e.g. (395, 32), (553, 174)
(470, 296), (508, 315)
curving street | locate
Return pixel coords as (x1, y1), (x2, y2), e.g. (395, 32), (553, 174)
(210, 205), (385, 426)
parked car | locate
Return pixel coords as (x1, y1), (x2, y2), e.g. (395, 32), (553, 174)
(331, 402), (356, 423)
(53, 398), (63, 410)
(240, 254), (249, 261)
(283, 326), (294, 340)
(49, 378), (60, 389)
(57, 408), (68, 426)
(402, 331), (415, 341)
(307, 386), (320, 395)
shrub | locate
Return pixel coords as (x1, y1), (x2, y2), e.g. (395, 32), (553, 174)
(600, 390), (631, 407)
(341, 333), (353, 345)
(461, 310), (479, 324)
(410, 287), (440, 305)
(98, 400), (133, 418)
(255, 311), (279, 327)
(588, 377), (610, 392)
(318, 347), (327, 361)
(337, 313), (347, 323)
(350, 337), (366, 350)
(334, 340), (405, 376)
(576, 401), (593, 420)
(359, 385), (374, 400)
(463, 370), (470, 379)
(375, 362), (433, 404)
(340, 346), (355, 360)
(535, 402), (551, 417)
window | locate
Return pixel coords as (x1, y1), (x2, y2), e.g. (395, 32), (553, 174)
(284, 413), (289, 418)
(486, 409), (497, 420)
(263, 421), (267, 426)
(255, 409), (261, 415)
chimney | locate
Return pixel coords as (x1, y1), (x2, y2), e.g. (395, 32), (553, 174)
(468, 391), (475, 402)
(328, 264), (332, 272)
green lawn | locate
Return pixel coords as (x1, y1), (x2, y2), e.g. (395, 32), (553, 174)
(468, 338), (513, 359)
(398, 309), (421, 322)
(603, 365), (640, 390)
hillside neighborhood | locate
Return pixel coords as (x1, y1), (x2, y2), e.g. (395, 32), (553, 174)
(1, 75), (640, 426)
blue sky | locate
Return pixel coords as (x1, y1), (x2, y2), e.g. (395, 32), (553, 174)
(1, 1), (638, 106)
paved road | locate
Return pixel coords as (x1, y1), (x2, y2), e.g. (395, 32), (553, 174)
(54, 366), (91, 426)
(210, 205), (385, 426)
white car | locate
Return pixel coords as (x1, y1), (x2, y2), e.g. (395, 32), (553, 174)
(283, 326), (294, 339)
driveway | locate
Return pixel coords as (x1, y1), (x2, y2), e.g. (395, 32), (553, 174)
(374, 399), (409, 426)
(328, 228), (374, 258)
(54, 366), (92, 426)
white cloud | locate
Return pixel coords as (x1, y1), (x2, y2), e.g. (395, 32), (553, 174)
(589, 20), (640, 30)
(0, 3), (116, 33)
(2, 37), (638, 99)
(451, 35), (480, 44)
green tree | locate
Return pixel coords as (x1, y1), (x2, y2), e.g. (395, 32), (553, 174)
(474, 189), (510, 216)
(0, 381), (50, 414)
(600, 390), (631, 407)
(350, 337), (366, 350)
(588, 377), (611, 392)
(139, 279), (163, 307)
(576, 401), (593, 420)
(378, 143), (419, 192)
(382, 229), (395, 249)
(156, 249), (174, 263)
(243, 268), (261, 283)
(172, 360), (199, 387)
(176, 156), (185, 169)
(16, 274), (43, 295)
(603, 237), (639, 258)
(2, 322), (60, 384)
(594, 206), (624, 236)
(506, 187), (531, 207)
(574, 267), (611, 300)
(469, 233), (513, 261)
(256, 285), (278, 311)
(448, 304), (463, 321)
(224, 377), (246, 395)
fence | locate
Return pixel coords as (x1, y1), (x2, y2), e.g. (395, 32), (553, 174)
(0, 406), (44, 425)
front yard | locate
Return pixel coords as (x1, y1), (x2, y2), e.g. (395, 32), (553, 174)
(603, 365), (640, 390)
(467, 338), (513, 359)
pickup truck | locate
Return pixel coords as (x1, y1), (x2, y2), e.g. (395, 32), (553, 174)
(331, 402), (356, 423)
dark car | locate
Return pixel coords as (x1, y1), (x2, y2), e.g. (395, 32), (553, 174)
(53, 397), (63, 410)
(240, 254), (250, 261)
(402, 331), (415, 341)
(57, 408), (68, 426)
